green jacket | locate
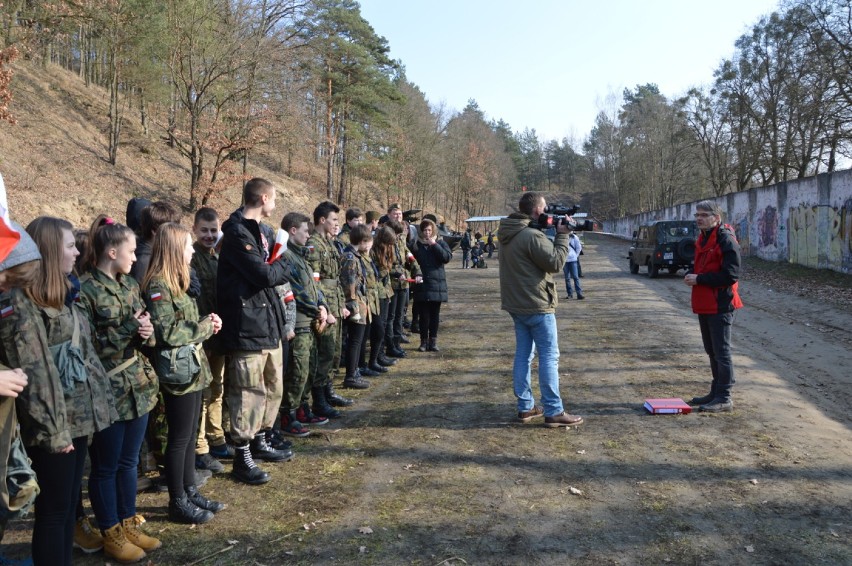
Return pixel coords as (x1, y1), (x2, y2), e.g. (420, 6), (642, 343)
(339, 246), (369, 325)
(144, 277), (213, 395)
(190, 243), (218, 319)
(498, 214), (569, 315)
(307, 232), (344, 317)
(361, 253), (381, 316)
(78, 269), (158, 420)
(284, 242), (326, 330)
(0, 289), (115, 452)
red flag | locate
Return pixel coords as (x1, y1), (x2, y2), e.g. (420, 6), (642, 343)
(267, 228), (289, 264)
(0, 173), (21, 264)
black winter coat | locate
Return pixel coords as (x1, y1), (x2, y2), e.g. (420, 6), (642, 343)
(411, 239), (452, 302)
(216, 208), (290, 351)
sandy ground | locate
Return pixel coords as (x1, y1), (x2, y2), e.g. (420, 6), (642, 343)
(2, 232), (850, 565)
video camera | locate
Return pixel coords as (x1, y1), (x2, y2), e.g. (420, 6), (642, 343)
(531, 204), (595, 231)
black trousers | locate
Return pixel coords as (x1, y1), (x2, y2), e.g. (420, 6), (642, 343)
(419, 301), (442, 341)
(370, 298), (390, 364)
(29, 435), (88, 566)
(385, 292), (405, 346)
(345, 321), (367, 378)
(162, 389), (203, 499)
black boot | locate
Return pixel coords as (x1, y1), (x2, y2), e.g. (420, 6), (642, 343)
(377, 354), (397, 367)
(359, 366), (381, 377)
(325, 382), (353, 407)
(428, 338), (439, 352)
(250, 431), (294, 462)
(417, 339), (428, 352)
(311, 386), (341, 419)
(265, 428), (293, 451)
(231, 444), (271, 485)
(688, 382), (717, 406)
(185, 484), (226, 513)
(343, 369), (370, 389)
(368, 362), (388, 373)
(168, 494), (214, 524)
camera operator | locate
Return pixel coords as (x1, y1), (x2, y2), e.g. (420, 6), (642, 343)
(498, 192), (584, 428)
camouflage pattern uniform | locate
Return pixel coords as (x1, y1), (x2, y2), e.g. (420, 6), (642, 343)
(143, 277), (214, 395)
(386, 234), (421, 346)
(306, 232), (344, 395)
(340, 245), (370, 325)
(78, 269), (158, 421)
(282, 241), (326, 412)
(0, 288), (116, 452)
(190, 242), (228, 454)
(337, 223), (352, 247)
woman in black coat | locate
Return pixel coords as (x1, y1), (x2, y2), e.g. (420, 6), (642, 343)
(411, 219), (452, 352)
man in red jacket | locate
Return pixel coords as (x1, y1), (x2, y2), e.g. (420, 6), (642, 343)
(684, 200), (743, 413)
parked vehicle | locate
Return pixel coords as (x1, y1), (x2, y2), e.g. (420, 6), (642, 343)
(628, 220), (697, 278)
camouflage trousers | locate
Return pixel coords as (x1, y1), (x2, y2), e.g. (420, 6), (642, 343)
(225, 342), (284, 444)
(283, 330), (316, 411)
(311, 320), (342, 389)
(196, 350), (226, 454)
(0, 399), (38, 541)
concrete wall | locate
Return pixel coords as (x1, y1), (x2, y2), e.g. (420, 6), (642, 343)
(603, 170), (852, 274)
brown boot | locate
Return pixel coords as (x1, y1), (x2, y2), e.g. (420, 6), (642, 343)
(121, 514), (162, 552)
(102, 523), (146, 564)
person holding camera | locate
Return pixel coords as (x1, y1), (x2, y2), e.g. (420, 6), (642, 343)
(498, 192), (584, 428)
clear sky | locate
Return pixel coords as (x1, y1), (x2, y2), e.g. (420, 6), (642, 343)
(357, 0), (782, 143)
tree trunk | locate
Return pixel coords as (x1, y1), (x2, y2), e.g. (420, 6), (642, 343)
(338, 126), (347, 205)
(107, 54), (121, 165)
(139, 87), (149, 137)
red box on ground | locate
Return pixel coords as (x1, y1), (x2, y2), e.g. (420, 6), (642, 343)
(644, 398), (692, 414)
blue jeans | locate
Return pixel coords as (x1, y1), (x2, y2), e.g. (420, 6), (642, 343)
(88, 413), (149, 529)
(511, 313), (564, 417)
(563, 261), (582, 296)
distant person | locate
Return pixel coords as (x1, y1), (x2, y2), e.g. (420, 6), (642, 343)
(411, 219), (452, 352)
(684, 201), (743, 413)
(562, 233), (584, 299)
(498, 192), (584, 428)
(460, 229), (472, 269)
(486, 231), (495, 258)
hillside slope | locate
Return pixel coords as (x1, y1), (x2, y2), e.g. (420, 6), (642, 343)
(0, 61), (324, 227)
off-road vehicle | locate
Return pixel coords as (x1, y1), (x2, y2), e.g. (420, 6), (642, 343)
(628, 220), (697, 278)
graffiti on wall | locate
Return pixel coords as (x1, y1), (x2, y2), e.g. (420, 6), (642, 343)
(758, 206), (778, 248)
(734, 216), (749, 255)
(788, 201), (852, 271)
(789, 204), (820, 267)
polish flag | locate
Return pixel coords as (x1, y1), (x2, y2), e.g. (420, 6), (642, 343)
(0, 173), (21, 264)
(267, 229), (289, 264)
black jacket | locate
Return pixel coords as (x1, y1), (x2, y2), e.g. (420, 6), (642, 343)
(411, 239), (452, 302)
(217, 208), (289, 351)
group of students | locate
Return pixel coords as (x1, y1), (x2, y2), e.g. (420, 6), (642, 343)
(0, 175), (452, 565)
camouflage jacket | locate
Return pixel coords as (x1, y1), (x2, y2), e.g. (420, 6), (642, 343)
(337, 223), (352, 247)
(307, 232), (345, 317)
(0, 289), (115, 452)
(78, 269), (158, 420)
(143, 277), (213, 395)
(371, 248), (393, 300)
(339, 245), (370, 325)
(361, 253), (381, 316)
(390, 235), (421, 291)
(279, 281), (297, 337)
(284, 242), (326, 330)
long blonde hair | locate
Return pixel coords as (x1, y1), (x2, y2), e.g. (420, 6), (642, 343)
(25, 216), (74, 310)
(142, 223), (191, 295)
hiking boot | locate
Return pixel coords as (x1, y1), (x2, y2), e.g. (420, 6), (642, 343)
(325, 382), (353, 407)
(265, 428), (293, 451)
(168, 494), (214, 525)
(208, 443), (235, 459)
(688, 392), (716, 406)
(376, 355), (397, 367)
(280, 410), (311, 438)
(102, 523), (146, 564)
(121, 515), (161, 552)
(699, 398), (733, 413)
(517, 405), (544, 423)
(427, 338), (439, 352)
(296, 403), (329, 425)
(342, 374), (370, 389)
(311, 386), (341, 419)
(543, 412), (585, 428)
(368, 363), (388, 374)
(250, 431), (294, 462)
(231, 444), (271, 485)
(417, 340), (428, 352)
(195, 452), (225, 474)
(185, 485), (226, 513)
(73, 516), (103, 554)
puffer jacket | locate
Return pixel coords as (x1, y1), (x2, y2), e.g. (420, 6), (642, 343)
(691, 224), (743, 315)
(411, 238), (452, 302)
(498, 213), (569, 315)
